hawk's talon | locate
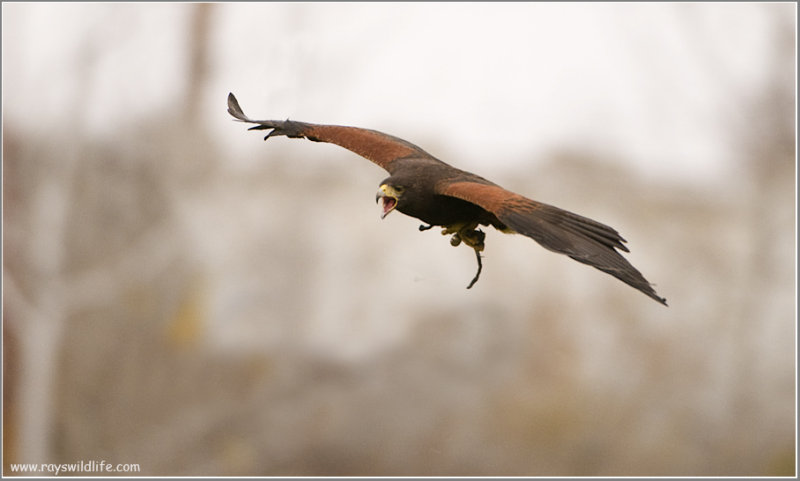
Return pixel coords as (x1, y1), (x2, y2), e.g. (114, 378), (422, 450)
(419, 224), (434, 231)
(459, 228), (486, 252)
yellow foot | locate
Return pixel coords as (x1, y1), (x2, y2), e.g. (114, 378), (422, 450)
(442, 223), (485, 251)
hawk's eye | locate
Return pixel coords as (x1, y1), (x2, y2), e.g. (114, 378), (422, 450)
(394, 186), (405, 194)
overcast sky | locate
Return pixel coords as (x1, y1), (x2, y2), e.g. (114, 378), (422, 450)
(3, 2), (794, 186)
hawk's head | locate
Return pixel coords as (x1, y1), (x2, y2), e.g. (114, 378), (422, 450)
(375, 183), (405, 219)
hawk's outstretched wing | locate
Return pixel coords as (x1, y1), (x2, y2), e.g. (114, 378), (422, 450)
(438, 181), (667, 305)
(227, 93), (438, 174)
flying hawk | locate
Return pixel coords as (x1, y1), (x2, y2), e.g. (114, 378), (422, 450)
(227, 93), (667, 305)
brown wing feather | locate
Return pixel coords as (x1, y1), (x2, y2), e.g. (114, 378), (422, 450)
(439, 181), (667, 305)
(228, 93), (437, 173)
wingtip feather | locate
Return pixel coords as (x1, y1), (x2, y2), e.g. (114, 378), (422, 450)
(227, 92), (249, 121)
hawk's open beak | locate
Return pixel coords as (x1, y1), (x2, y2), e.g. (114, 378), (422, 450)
(376, 184), (399, 219)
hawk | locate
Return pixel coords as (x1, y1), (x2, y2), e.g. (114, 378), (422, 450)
(227, 93), (667, 305)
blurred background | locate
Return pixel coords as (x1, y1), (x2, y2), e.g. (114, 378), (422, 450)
(2, 2), (795, 476)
